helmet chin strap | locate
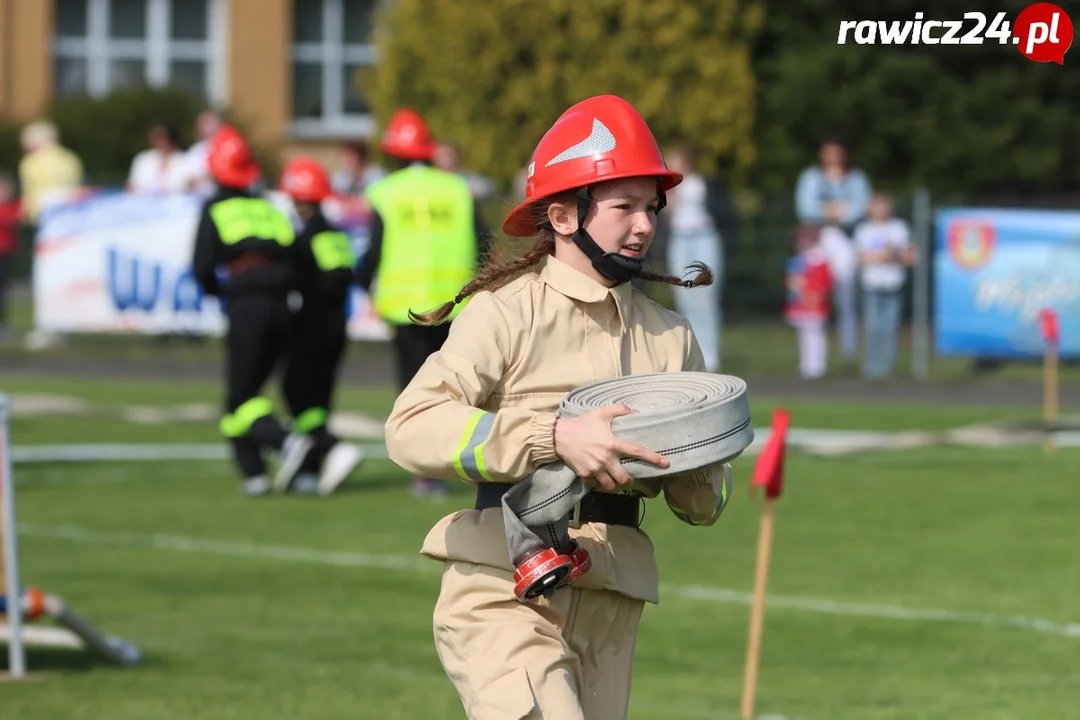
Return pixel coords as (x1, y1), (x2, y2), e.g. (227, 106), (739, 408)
(570, 187), (665, 285)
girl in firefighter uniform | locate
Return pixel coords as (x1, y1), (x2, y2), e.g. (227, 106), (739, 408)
(385, 95), (734, 720)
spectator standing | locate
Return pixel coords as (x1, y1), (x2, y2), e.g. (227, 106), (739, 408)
(854, 193), (915, 380)
(331, 141), (386, 196)
(785, 224), (833, 380)
(795, 135), (870, 369)
(0, 173), (20, 341)
(185, 111), (224, 195)
(17, 120), (83, 224)
(662, 145), (736, 372)
(127, 124), (189, 194)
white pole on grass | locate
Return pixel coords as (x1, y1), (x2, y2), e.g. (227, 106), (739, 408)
(0, 393), (26, 679)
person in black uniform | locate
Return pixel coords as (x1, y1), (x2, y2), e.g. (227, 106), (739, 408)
(192, 125), (314, 496)
(275, 157), (364, 496)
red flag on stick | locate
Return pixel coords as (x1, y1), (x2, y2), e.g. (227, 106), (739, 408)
(741, 409), (790, 720)
(750, 408), (790, 500)
(1040, 309), (1059, 454)
(1040, 308), (1060, 346)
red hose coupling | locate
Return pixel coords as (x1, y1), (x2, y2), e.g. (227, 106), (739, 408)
(513, 548), (574, 601)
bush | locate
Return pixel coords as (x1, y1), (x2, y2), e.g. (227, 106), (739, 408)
(47, 85), (207, 186)
(0, 85), (281, 188)
(369, 0), (764, 190)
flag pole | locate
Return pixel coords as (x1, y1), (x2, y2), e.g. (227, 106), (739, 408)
(740, 408), (790, 720)
(1044, 339), (1058, 455)
(740, 497), (776, 720)
(1039, 309), (1060, 456)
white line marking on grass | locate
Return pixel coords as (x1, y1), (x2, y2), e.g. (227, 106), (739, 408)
(19, 523), (432, 574)
(17, 523), (1080, 641)
(670, 586), (1080, 639)
(10, 443), (390, 464)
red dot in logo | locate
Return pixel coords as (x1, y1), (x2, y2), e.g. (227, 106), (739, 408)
(1013, 2), (1074, 64)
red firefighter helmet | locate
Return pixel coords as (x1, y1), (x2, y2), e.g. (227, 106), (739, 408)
(503, 95), (682, 237)
(380, 108), (436, 162)
(278, 157), (332, 203)
(207, 125), (261, 188)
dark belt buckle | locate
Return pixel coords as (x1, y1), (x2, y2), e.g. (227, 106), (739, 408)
(567, 499), (583, 529)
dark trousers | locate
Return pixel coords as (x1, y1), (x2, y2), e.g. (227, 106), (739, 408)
(224, 295), (291, 478)
(393, 322), (451, 488)
(283, 306), (348, 470)
(391, 322), (452, 391)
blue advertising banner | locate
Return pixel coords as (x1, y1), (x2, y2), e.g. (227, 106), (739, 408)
(934, 208), (1080, 358)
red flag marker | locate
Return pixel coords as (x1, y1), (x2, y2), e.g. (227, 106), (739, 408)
(1040, 309), (1059, 454)
(1040, 308), (1060, 346)
(741, 409), (790, 720)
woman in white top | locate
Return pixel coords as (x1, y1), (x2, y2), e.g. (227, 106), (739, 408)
(663, 146), (724, 372)
(127, 125), (190, 195)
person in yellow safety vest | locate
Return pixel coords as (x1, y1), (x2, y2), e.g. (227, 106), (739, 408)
(192, 125), (317, 496)
(275, 157), (365, 496)
(355, 108), (492, 501)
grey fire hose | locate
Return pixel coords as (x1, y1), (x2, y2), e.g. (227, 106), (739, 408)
(502, 372), (754, 599)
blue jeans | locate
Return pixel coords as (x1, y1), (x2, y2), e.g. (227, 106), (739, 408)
(862, 289), (903, 379)
(667, 230), (723, 371)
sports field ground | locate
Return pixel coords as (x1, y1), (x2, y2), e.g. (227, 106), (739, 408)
(1, 374), (1078, 719)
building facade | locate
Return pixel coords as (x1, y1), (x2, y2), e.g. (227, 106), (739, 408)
(0, 0), (379, 158)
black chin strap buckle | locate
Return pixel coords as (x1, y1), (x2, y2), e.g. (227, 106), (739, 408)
(569, 187), (642, 285)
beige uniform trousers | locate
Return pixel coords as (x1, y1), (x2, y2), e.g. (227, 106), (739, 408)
(433, 560), (645, 720)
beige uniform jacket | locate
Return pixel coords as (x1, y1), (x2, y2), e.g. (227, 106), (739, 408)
(385, 254), (732, 604)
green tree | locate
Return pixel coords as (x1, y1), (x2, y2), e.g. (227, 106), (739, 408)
(370, 0), (765, 189)
(752, 0), (1080, 196)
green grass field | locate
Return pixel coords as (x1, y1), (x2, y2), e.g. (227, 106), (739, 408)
(1, 374), (1079, 719)
(5, 285), (1080, 384)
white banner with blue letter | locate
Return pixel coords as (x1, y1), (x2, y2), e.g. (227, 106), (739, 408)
(934, 208), (1080, 358)
(33, 190), (391, 340)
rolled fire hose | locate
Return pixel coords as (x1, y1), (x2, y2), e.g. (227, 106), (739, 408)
(501, 372), (755, 600)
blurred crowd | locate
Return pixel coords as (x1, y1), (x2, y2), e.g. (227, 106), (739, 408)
(0, 115), (917, 381)
(786, 136), (917, 382)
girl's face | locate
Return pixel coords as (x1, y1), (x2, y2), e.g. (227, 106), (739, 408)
(550, 177), (660, 262)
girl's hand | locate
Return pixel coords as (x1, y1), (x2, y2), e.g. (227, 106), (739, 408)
(553, 404), (669, 491)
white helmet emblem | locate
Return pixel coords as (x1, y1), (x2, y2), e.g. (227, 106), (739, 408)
(545, 118), (617, 167)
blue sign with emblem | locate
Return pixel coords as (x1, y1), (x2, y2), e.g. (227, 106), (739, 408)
(934, 208), (1080, 358)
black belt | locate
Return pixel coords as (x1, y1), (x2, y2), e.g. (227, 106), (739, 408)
(475, 483), (641, 528)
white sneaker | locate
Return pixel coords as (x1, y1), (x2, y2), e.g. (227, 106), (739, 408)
(273, 433), (314, 492)
(317, 442), (363, 496)
(289, 473), (320, 495)
(242, 475), (271, 497)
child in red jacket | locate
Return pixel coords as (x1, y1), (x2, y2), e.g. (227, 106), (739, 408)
(0, 173), (21, 338)
(785, 224), (833, 379)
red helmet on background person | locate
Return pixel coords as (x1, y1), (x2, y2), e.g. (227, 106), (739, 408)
(503, 95), (682, 238)
(380, 108), (436, 162)
(208, 125), (261, 188)
(278, 157), (332, 203)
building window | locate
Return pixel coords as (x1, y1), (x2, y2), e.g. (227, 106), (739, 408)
(53, 0), (226, 105)
(291, 0), (379, 138)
